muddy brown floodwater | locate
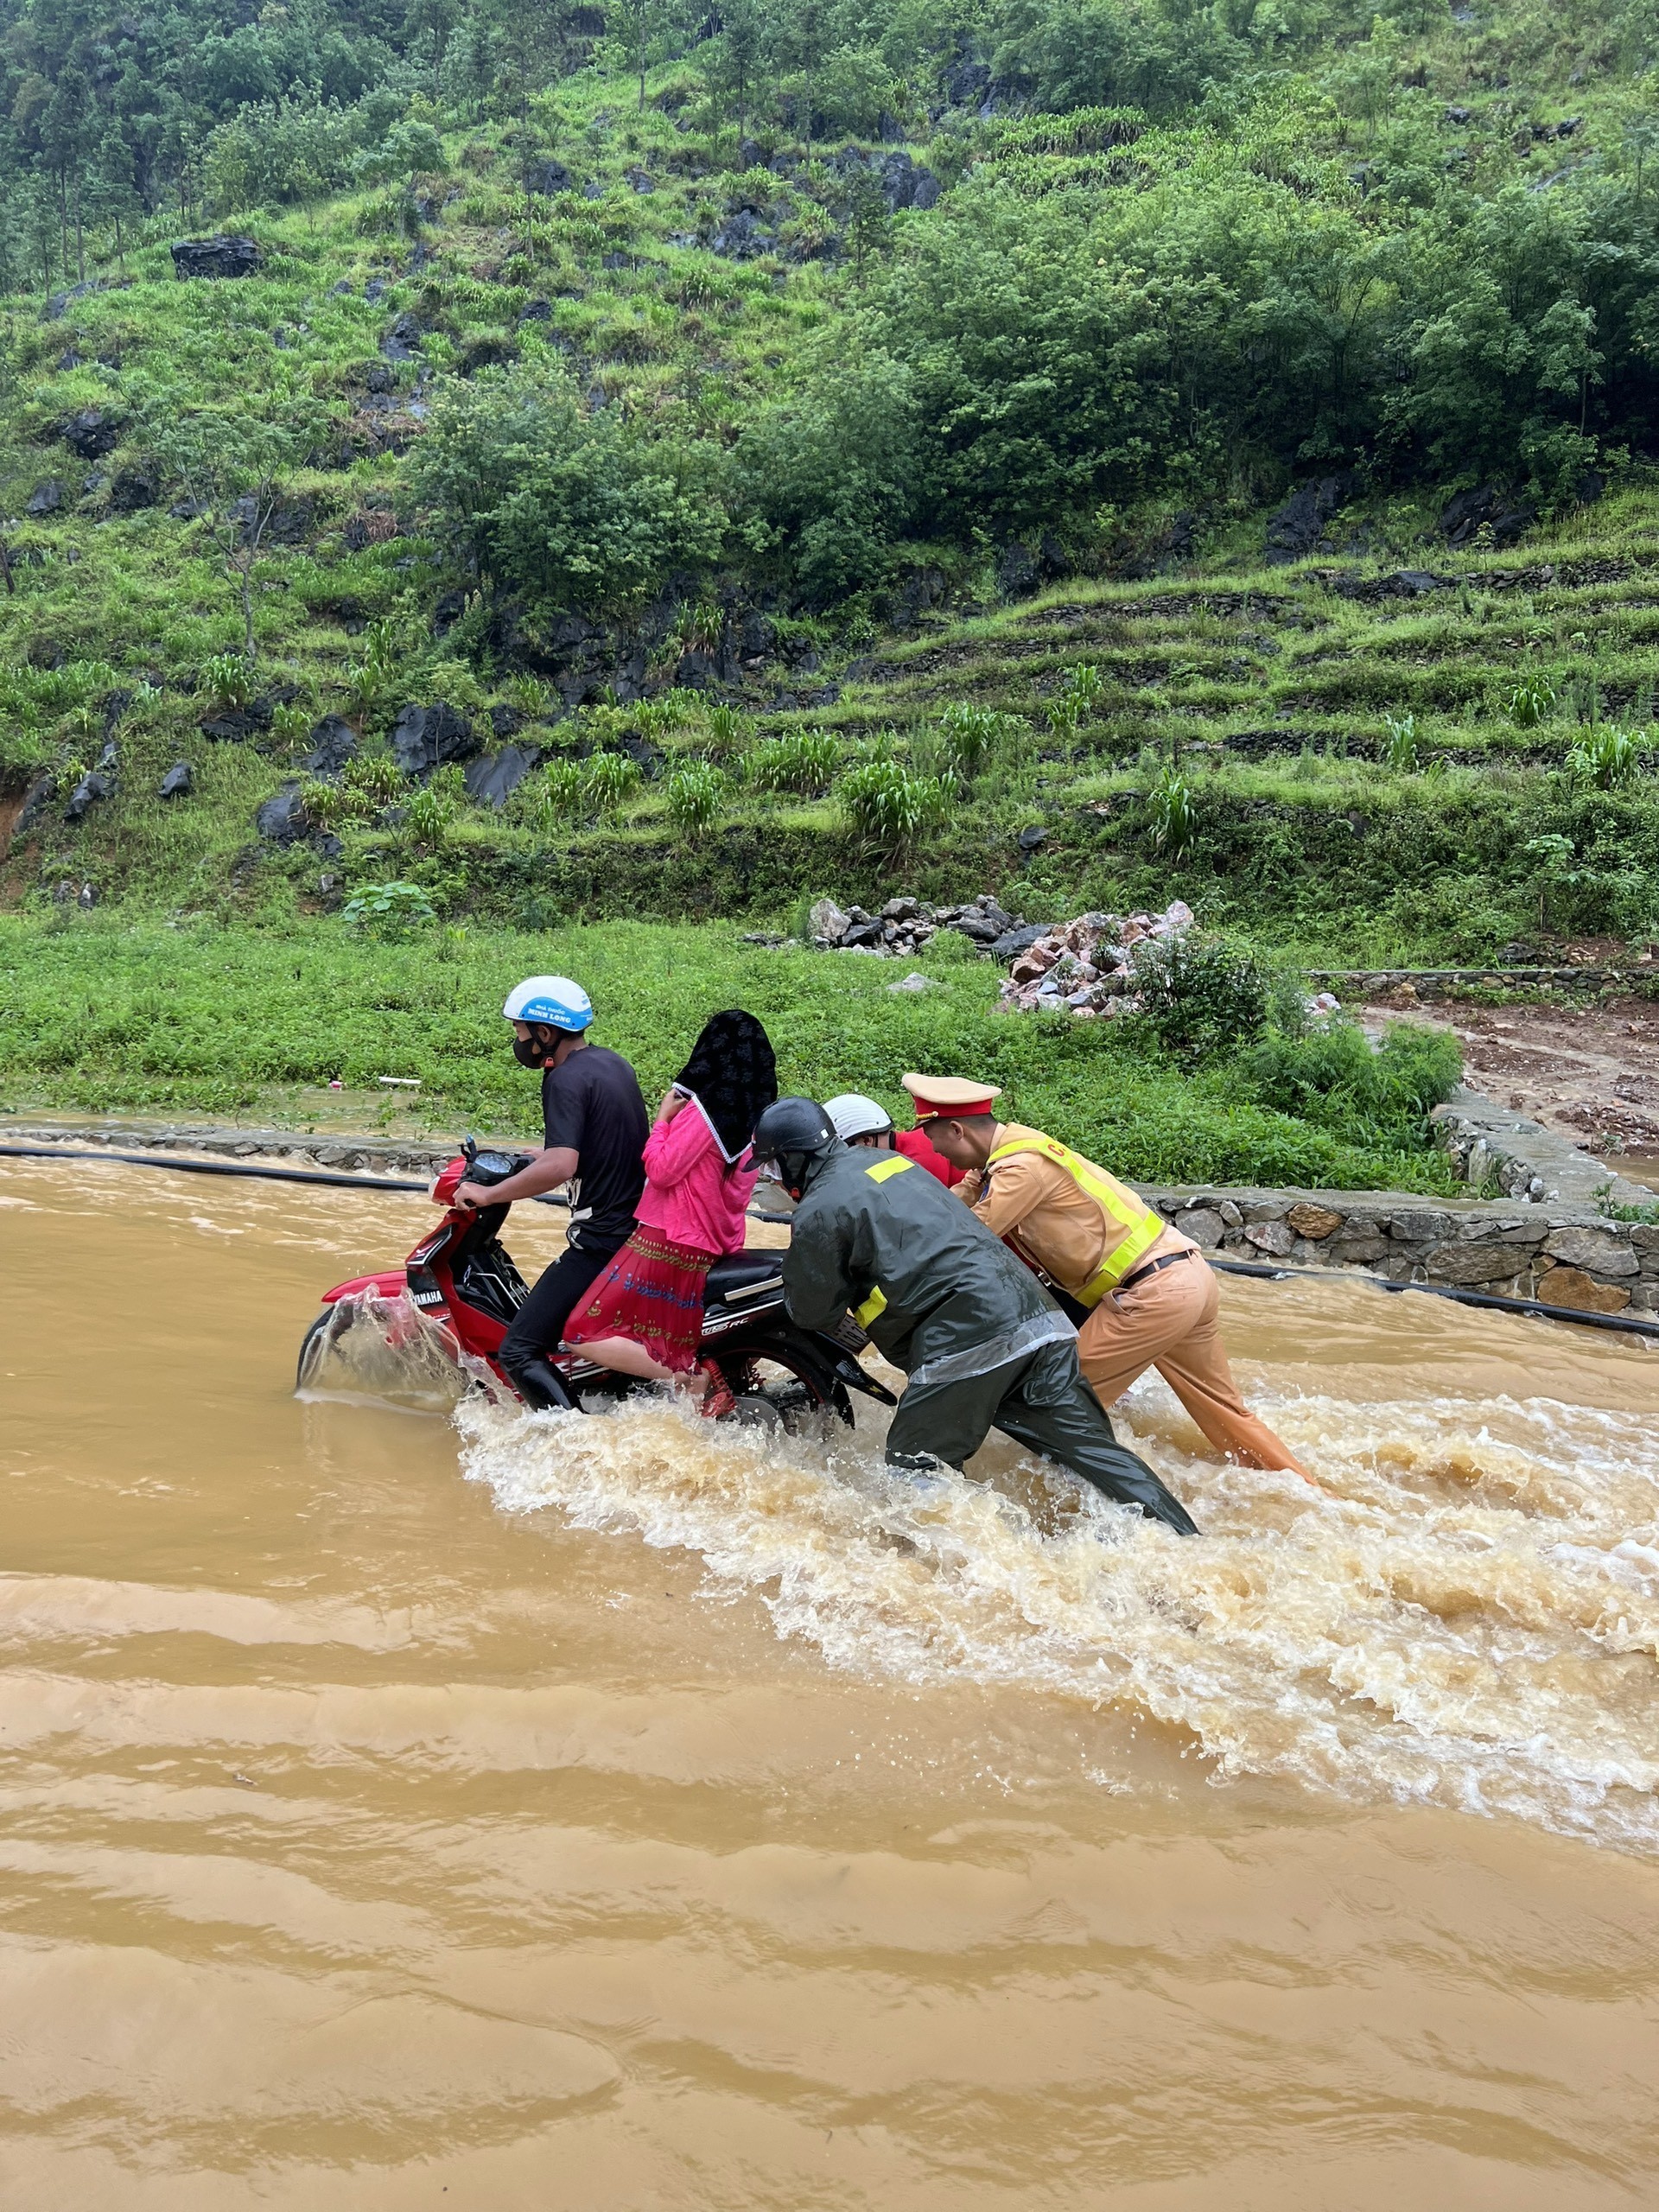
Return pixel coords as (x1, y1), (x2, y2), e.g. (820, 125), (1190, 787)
(3, 1156), (1659, 2209)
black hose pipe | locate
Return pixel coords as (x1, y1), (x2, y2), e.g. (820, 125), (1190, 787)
(5, 1141), (1655, 1345)
(1208, 1254), (1659, 1343)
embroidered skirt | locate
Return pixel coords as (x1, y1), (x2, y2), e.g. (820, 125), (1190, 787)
(561, 1229), (712, 1374)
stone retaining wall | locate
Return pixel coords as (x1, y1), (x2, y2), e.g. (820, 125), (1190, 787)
(1432, 1086), (1654, 1211)
(1137, 1184), (1658, 1316)
(6, 1118), (1655, 1319)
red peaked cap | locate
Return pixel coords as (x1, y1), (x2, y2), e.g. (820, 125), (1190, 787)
(901, 1074), (1003, 1123)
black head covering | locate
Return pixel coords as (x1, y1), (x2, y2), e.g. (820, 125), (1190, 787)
(676, 1008), (778, 1162)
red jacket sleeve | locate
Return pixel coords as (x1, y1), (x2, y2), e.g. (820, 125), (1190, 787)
(893, 1126), (967, 1187)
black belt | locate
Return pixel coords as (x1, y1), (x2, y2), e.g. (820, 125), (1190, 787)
(1118, 1248), (1197, 1294)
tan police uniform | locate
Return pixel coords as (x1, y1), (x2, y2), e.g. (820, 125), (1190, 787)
(905, 1079), (1309, 1478)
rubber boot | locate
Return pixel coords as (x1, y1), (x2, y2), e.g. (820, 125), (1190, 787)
(503, 1354), (576, 1411)
(1109, 1469), (1199, 1536)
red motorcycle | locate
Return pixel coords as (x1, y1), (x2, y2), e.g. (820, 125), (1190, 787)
(297, 1137), (894, 1428)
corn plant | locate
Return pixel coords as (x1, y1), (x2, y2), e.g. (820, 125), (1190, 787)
(938, 701), (1022, 785)
(1383, 710), (1418, 771)
(704, 702), (748, 756)
(404, 765), (467, 844)
(666, 761), (726, 835)
(299, 778), (354, 830)
(1146, 762), (1195, 854)
(534, 759), (587, 827)
(1507, 671), (1558, 728)
(508, 673), (554, 721)
(582, 749), (643, 818)
(201, 652), (253, 709)
(634, 691), (702, 736)
(1061, 662), (1105, 716)
(1566, 726), (1645, 789)
(839, 760), (950, 846)
(672, 600), (724, 654)
(748, 728), (837, 794)
(346, 750), (404, 805)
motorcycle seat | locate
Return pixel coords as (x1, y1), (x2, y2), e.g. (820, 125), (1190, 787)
(706, 1250), (786, 1305)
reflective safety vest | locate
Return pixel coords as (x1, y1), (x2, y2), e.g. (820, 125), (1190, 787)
(986, 1134), (1163, 1308)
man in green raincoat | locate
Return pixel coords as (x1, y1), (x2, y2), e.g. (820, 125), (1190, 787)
(749, 1096), (1198, 1535)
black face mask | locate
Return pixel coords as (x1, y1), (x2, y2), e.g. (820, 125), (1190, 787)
(512, 1029), (555, 1070)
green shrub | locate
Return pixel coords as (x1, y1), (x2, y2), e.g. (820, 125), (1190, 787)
(1125, 931), (1269, 1065)
(1240, 1020), (1463, 1149)
(341, 882), (438, 937)
(749, 728), (838, 794)
(409, 365), (728, 615)
(839, 759), (950, 846)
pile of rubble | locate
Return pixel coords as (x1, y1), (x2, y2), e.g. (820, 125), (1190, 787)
(997, 902), (1196, 1017)
(807, 893), (1041, 961)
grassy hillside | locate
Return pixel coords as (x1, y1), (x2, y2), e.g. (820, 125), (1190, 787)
(0, 0), (1655, 970)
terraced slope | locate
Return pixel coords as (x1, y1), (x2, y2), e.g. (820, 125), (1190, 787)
(7, 482), (1659, 959)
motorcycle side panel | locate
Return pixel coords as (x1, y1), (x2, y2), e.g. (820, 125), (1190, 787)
(321, 1272), (409, 1305)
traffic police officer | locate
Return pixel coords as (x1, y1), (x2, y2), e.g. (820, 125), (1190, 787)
(913, 1077), (1310, 1478)
(749, 1096), (1198, 1535)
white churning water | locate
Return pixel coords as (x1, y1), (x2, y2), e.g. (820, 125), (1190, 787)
(457, 1304), (1659, 1855)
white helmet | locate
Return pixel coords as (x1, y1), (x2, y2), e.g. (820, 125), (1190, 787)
(824, 1091), (893, 1142)
(503, 976), (594, 1032)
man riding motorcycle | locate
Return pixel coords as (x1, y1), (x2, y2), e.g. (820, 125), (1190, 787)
(453, 976), (648, 1410)
(751, 1097), (1198, 1535)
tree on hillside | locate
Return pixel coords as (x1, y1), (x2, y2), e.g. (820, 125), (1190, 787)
(143, 404), (324, 666)
(709, 0), (766, 137)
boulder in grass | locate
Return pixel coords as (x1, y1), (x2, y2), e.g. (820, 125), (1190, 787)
(301, 715), (358, 777)
(255, 785), (310, 844)
(27, 479), (63, 517)
(809, 896), (850, 945)
(16, 769), (55, 837)
(170, 236), (263, 281)
(158, 761), (194, 799)
(56, 408), (124, 459)
(1264, 474), (1352, 563)
(391, 700), (478, 779)
(464, 744), (540, 809)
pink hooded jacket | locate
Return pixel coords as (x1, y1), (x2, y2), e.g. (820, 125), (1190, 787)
(632, 1099), (757, 1257)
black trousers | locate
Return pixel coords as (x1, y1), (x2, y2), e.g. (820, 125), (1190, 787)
(886, 1338), (1198, 1535)
(498, 1238), (620, 1380)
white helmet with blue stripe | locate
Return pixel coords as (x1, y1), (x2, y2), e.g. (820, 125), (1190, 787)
(503, 975), (594, 1032)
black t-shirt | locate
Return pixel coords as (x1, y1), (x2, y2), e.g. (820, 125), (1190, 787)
(541, 1043), (648, 1250)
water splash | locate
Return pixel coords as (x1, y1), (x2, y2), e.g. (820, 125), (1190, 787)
(456, 1380), (1659, 1853)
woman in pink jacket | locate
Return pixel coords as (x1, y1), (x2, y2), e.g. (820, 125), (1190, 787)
(563, 1009), (776, 1414)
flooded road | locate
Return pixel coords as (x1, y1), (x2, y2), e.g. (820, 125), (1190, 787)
(3, 1155), (1658, 2208)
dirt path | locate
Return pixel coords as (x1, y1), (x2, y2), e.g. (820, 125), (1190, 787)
(1366, 992), (1659, 1189)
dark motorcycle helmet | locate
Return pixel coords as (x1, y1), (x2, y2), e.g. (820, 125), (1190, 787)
(749, 1096), (838, 1199)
